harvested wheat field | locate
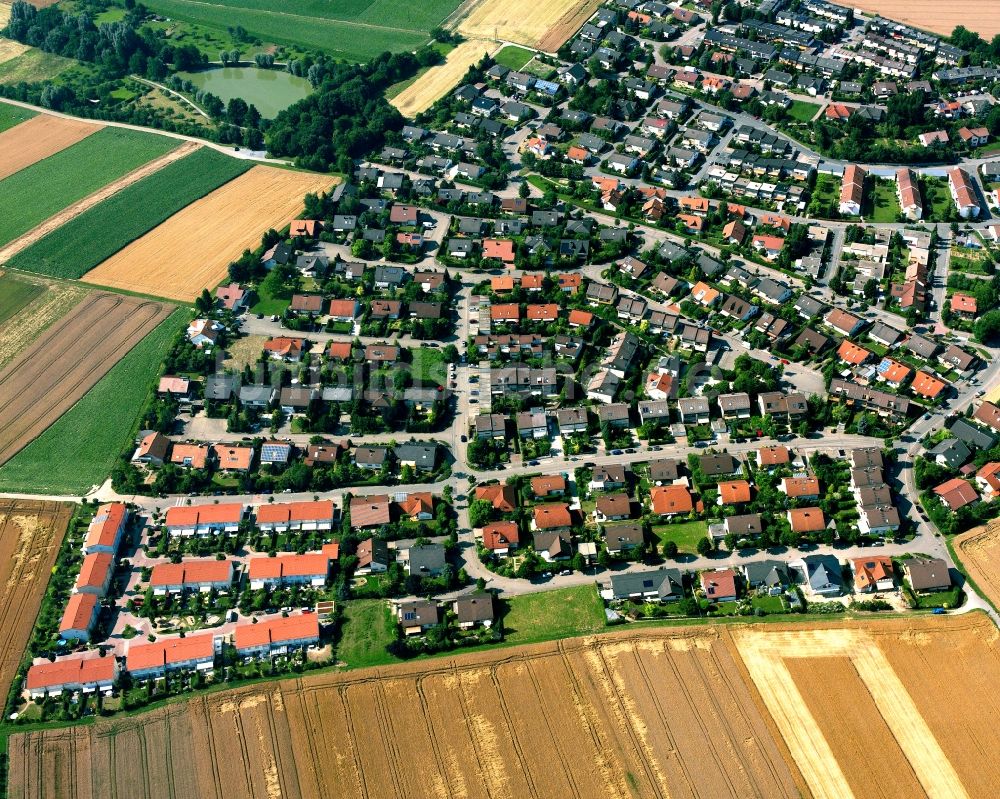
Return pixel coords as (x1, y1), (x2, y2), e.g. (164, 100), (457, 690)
(0, 278), (88, 370)
(734, 614), (1000, 799)
(955, 520), (1000, 609)
(0, 115), (100, 182)
(81, 166), (336, 301)
(850, 1), (1000, 37)
(392, 39), (498, 116)
(10, 615), (1000, 799)
(6, 627), (806, 799)
(455, 0), (603, 51)
(0, 293), (172, 465)
(0, 499), (73, 702)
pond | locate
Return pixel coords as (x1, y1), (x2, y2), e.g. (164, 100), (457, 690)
(178, 67), (313, 118)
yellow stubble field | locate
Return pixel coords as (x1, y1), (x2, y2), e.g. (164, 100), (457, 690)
(80, 165), (337, 302)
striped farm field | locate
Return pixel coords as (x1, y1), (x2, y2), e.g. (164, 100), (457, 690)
(0, 292), (174, 469)
(0, 127), (178, 246)
(0, 113), (99, 181)
(0, 309), (186, 495)
(81, 165), (337, 301)
(8, 147), (252, 279)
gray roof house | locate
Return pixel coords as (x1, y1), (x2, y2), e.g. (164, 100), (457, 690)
(608, 569), (684, 601)
(394, 443), (438, 471)
(742, 560), (789, 593)
(949, 418), (997, 451)
(794, 555), (842, 596)
(404, 543), (447, 576)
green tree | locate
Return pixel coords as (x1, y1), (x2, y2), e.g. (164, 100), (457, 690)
(696, 536), (713, 556)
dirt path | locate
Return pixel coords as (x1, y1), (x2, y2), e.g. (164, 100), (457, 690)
(0, 141), (201, 264)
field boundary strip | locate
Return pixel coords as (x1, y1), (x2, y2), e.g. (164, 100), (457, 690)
(733, 628), (970, 799)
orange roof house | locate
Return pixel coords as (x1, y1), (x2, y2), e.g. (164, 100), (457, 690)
(327, 341), (353, 360)
(787, 507), (826, 533)
(568, 309), (593, 328)
(289, 219), (320, 237)
(490, 275), (515, 292)
(852, 556), (894, 592)
(490, 303), (521, 322)
(650, 485), (694, 515)
(911, 371), (946, 399)
(170, 443), (209, 469)
(933, 478), (978, 510)
(26, 654), (117, 695)
(781, 476), (820, 498)
(677, 213), (704, 233)
(234, 614), (319, 653)
(679, 196), (710, 214)
(482, 521), (520, 552)
(717, 480), (751, 505)
(84, 503), (128, 554)
(399, 492), (435, 519)
(700, 569), (738, 601)
(837, 340), (871, 365)
(533, 504), (573, 530)
(690, 281), (720, 306)
(475, 484), (518, 513)
(527, 303), (559, 321)
(757, 445), (790, 467)
(483, 239), (516, 263)
(877, 358), (911, 385)
(825, 103), (852, 120)
(951, 292), (978, 316)
(520, 274), (544, 290)
(263, 337), (305, 360)
(213, 444), (254, 472)
(126, 633), (215, 677)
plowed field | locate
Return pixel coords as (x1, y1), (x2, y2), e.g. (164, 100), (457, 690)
(0, 115), (99, 181)
(0, 499), (73, 701)
(955, 520), (1000, 609)
(9, 615), (1000, 798)
(81, 166), (337, 301)
(0, 292), (173, 465)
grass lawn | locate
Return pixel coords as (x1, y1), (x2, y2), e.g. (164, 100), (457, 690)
(493, 45), (535, 71)
(922, 177), (954, 222)
(786, 100), (818, 123)
(337, 599), (399, 669)
(868, 179), (901, 223)
(0, 310), (188, 494)
(249, 282), (292, 316)
(500, 584), (606, 646)
(806, 173), (839, 217)
(9, 148), (250, 279)
(0, 273), (44, 328)
(0, 128), (178, 246)
(751, 594), (787, 613)
(0, 50), (76, 86)
(651, 519), (709, 553)
(411, 347), (446, 386)
(0, 103), (35, 133)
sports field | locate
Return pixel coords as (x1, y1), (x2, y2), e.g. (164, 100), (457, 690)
(0, 127), (178, 246)
(8, 147), (251, 278)
(140, 0), (460, 59)
(81, 166), (336, 301)
(0, 309), (187, 495)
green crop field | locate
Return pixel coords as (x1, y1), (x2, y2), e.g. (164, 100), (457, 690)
(0, 310), (187, 495)
(140, 0), (457, 59)
(9, 148), (251, 279)
(0, 128), (178, 247)
(0, 103), (35, 133)
(0, 273), (45, 327)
